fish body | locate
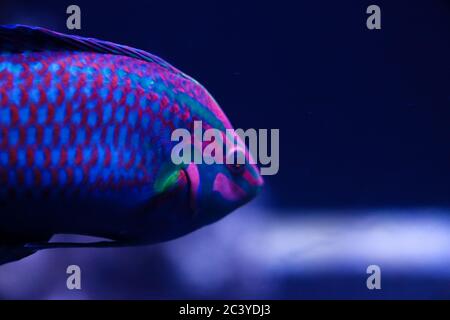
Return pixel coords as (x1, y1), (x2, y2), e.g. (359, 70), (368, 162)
(0, 25), (263, 264)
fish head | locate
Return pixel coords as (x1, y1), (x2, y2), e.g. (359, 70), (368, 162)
(184, 157), (263, 226)
(182, 108), (264, 226)
(111, 78), (265, 243)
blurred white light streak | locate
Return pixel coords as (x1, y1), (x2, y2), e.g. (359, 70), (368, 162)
(165, 205), (450, 288)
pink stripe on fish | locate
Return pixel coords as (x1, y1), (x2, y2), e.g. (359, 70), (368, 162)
(186, 163), (200, 211)
(243, 169), (264, 187)
(213, 173), (246, 202)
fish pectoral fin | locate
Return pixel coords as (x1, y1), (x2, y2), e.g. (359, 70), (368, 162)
(24, 240), (140, 250)
(0, 239), (138, 265)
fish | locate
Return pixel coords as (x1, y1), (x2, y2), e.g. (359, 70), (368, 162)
(0, 25), (263, 265)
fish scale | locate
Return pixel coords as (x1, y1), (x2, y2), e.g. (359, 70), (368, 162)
(0, 51), (194, 203)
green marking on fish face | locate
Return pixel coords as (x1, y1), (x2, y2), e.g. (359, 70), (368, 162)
(153, 164), (183, 194)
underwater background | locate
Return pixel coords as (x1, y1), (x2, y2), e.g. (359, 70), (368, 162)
(0, 0), (450, 299)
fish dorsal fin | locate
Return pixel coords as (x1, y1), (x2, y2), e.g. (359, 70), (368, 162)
(0, 24), (183, 76)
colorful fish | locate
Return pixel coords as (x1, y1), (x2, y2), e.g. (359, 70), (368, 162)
(0, 25), (263, 264)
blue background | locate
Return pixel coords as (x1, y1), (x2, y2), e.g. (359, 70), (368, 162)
(0, 0), (450, 299)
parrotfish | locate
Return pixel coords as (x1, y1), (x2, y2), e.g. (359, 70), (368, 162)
(0, 25), (263, 265)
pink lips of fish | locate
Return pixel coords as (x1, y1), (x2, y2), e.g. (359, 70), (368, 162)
(243, 168), (264, 188)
